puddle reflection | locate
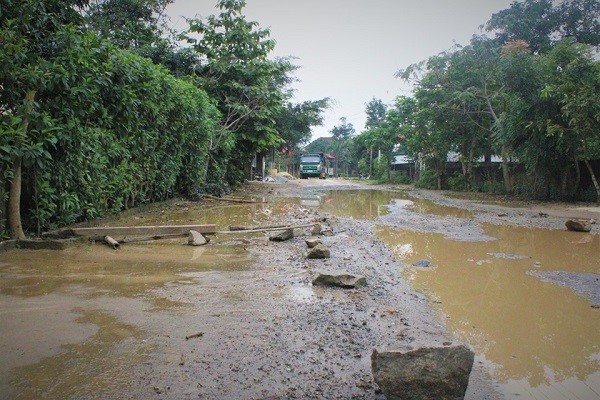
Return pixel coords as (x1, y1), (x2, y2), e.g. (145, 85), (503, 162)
(376, 224), (600, 399)
(316, 189), (473, 220)
(0, 243), (252, 298)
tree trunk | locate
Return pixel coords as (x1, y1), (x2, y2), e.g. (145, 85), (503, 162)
(8, 90), (35, 240)
(8, 157), (25, 240)
(369, 147), (373, 177)
(573, 154), (581, 199)
(584, 159), (600, 204)
(501, 145), (512, 193)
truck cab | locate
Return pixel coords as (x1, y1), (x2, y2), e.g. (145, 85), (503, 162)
(299, 153), (327, 179)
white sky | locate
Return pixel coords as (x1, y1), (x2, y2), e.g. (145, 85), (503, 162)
(166, 0), (514, 141)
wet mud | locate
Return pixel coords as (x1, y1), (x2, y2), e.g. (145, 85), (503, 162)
(1, 179), (598, 399)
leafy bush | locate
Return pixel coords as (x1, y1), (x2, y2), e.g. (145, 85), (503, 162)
(480, 180), (506, 194)
(389, 171), (412, 184)
(414, 168), (438, 189)
(447, 172), (466, 191)
(1, 28), (220, 233)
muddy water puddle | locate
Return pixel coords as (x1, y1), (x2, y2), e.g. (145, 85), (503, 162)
(0, 200), (275, 399)
(377, 224), (600, 400)
(316, 189), (599, 399)
(82, 198), (276, 229)
(8, 309), (147, 400)
(309, 189), (472, 219)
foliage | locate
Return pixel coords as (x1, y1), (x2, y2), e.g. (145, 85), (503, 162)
(276, 99), (330, 149)
(185, 0), (296, 187)
(83, 0), (173, 50)
(414, 169), (438, 189)
(486, 0), (600, 53)
(388, 0), (600, 200)
(0, 2), (219, 236)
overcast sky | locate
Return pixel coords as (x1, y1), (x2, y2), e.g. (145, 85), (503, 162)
(166, 0), (514, 142)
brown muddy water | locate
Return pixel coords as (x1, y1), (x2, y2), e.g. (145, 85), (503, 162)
(0, 201), (270, 399)
(316, 189), (599, 399)
(302, 189), (599, 398)
(1, 189), (598, 399)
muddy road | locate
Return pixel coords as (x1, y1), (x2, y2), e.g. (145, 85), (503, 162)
(1, 178), (598, 399)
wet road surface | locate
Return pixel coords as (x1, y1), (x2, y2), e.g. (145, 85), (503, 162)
(1, 179), (598, 399)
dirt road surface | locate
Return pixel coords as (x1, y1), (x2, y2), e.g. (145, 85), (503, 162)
(1, 178), (598, 399)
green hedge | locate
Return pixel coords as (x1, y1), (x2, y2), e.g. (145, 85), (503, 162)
(1, 28), (219, 234)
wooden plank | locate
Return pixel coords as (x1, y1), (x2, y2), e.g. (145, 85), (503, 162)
(68, 224), (216, 240)
(215, 224), (315, 234)
(202, 194), (265, 204)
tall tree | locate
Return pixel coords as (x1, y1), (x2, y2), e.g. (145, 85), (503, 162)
(364, 98), (387, 130)
(275, 99), (330, 149)
(329, 117), (355, 176)
(487, 0), (600, 53)
(540, 39), (600, 202)
(184, 0), (295, 184)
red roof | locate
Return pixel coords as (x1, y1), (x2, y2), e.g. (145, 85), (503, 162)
(324, 153), (335, 160)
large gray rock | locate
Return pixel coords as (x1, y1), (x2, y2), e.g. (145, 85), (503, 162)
(312, 271), (366, 288)
(188, 230), (208, 246)
(306, 243), (330, 259)
(269, 229), (294, 242)
(565, 219), (592, 232)
(371, 345), (474, 400)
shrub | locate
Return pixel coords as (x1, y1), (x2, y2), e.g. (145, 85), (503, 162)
(414, 168), (438, 189)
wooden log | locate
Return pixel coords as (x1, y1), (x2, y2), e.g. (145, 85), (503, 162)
(104, 235), (120, 249)
(215, 223), (315, 234)
(66, 224), (216, 241)
(119, 233), (188, 244)
(229, 223), (291, 231)
(202, 194), (265, 204)
(185, 332), (204, 340)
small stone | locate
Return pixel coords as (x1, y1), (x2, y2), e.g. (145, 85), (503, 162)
(188, 230), (207, 246)
(305, 237), (322, 248)
(412, 259), (431, 268)
(306, 244), (330, 259)
(312, 271), (366, 288)
(310, 224), (322, 235)
(269, 229), (294, 242)
(565, 219), (592, 232)
(321, 227), (334, 236)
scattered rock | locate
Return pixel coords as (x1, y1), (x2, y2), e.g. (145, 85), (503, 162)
(321, 227), (334, 236)
(305, 237), (322, 248)
(371, 345), (474, 400)
(412, 259), (431, 268)
(269, 229), (294, 242)
(188, 230), (208, 246)
(312, 271), (366, 288)
(565, 219), (592, 232)
(310, 223), (322, 235)
(306, 244), (330, 259)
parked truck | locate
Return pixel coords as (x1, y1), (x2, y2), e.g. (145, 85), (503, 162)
(299, 153), (327, 179)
